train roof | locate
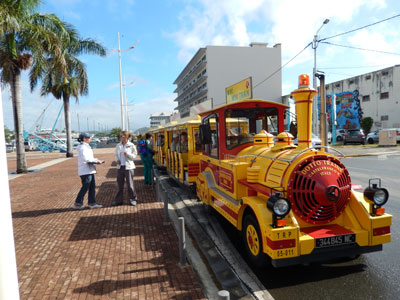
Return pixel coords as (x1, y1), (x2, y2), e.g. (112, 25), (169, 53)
(199, 99), (289, 116)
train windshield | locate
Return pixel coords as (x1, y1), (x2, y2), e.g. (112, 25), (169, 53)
(225, 107), (278, 149)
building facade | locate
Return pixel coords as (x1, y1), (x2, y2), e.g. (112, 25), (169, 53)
(325, 65), (400, 131)
(283, 65), (400, 132)
(173, 43), (282, 117)
(149, 112), (172, 128)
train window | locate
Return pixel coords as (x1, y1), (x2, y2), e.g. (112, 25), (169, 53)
(193, 129), (202, 153)
(201, 114), (218, 158)
(225, 108), (278, 149)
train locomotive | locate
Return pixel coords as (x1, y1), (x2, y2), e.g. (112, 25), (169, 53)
(154, 74), (392, 267)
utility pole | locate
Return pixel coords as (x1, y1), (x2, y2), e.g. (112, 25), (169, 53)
(312, 19), (330, 136)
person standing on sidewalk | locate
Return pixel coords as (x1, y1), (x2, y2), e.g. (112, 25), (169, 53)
(73, 133), (104, 210)
(139, 133), (156, 185)
(112, 131), (138, 206)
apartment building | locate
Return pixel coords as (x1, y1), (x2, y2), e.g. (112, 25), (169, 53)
(173, 43), (282, 117)
(149, 112), (172, 128)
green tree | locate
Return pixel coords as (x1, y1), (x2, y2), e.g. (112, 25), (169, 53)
(361, 117), (374, 135)
(110, 127), (121, 138)
(4, 125), (14, 142)
(32, 22), (106, 157)
(0, 0), (67, 173)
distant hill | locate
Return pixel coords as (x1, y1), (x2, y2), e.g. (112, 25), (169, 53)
(134, 127), (150, 135)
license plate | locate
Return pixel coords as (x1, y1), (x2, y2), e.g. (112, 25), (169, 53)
(315, 234), (356, 248)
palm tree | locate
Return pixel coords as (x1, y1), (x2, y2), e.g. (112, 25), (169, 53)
(0, 0), (67, 173)
(33, 24), (106, 157)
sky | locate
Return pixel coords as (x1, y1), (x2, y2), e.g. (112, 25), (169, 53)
(2, 0), (400, 133)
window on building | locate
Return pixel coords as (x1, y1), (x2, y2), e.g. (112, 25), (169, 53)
(325, 84), (329, 89)
(380, 92), (389, 99)
(335, 83), (340, 88)
(381, 115), (389, 121)
(382, 71), (389, 76)
(349, 80), (354, 84)
(362, 95), (370, 102)
(365, 75), (371, 80)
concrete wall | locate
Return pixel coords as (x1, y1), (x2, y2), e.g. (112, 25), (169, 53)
(325, 65), (400, 131)
(206, 44), (282, 108)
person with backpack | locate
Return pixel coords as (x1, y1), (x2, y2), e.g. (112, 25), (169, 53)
(139, 133), (156, 185)
(112, 131), (138, 206)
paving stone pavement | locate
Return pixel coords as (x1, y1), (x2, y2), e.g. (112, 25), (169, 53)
(8, 150), (206, 300)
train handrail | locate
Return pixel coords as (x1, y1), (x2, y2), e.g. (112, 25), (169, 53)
(223, 146), (345, 166)
(289, 146), (345, 162)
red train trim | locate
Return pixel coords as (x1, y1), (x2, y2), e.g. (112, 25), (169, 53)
(266, 237), (296, 250)
(302, 224), (354, 238)
(238, 179), (271, 197)
(373, 226), (390, 236)
(213, 198), (238, 220)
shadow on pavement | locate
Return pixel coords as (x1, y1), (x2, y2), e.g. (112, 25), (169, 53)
(12, 207), (76, 218)
(68, 209), (167, 241)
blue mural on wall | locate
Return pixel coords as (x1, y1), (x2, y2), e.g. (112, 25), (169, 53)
(318, 90), (363, 130)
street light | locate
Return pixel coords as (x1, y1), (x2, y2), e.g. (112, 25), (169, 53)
(123, 77), (135, 131)
(312, 18), (329, 135)
(112, 33), (138, 130)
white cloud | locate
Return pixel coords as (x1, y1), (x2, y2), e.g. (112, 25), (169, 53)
(170, 0), (390, 68)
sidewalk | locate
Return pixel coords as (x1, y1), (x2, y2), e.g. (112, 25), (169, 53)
(8, 149), (206, 300)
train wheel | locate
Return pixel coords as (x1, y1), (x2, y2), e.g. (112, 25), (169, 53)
(242, 215), (268, 267)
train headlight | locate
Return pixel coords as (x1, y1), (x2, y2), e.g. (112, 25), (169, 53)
(272, 198), (291, 217)
(267, 193), (291, 227)
(363, 178), (389, 216)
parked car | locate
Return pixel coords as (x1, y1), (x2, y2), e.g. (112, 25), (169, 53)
(366, 128), (400, 144)
(5, 143), (15, 153)
(343, 129), (365, 145)
(293, 133), (321, 147)
(24, 140), (35, 151)
(336, 129), (347, 141)
(366, 130), (379, 144)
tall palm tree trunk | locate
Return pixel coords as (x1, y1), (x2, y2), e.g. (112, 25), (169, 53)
(11, 71), (28, 173)
(63, 95), (73, 157)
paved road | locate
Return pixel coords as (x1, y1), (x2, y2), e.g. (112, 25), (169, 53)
(255, 154), (400, 300)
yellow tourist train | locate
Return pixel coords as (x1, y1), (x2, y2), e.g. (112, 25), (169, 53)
(151, 74), (392, 267)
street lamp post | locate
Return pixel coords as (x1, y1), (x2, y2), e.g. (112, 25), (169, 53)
(122, 77), (135, 132)
(312, 19), (329, 135)
(113, 33), (138, 131)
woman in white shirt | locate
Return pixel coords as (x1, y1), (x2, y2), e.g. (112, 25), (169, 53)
(113, 131), (138, 206)
(73, 133), (104, 209)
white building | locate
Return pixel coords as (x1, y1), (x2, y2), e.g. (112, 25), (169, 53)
(325, 65), (400, 130)
(149, 112), (172, 128)
(283, 65), (400, 132)
(173, 43), (282, 117)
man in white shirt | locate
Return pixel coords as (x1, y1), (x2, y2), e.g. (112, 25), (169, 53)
(113, 131), (138, 206)
(73, 133), (104, 209)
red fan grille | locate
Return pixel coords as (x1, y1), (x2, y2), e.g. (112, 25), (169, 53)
(287, 155), (351, 224)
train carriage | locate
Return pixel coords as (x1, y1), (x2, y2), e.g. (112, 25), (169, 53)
(194, 74), (391, 267)
(163, 119), (202, 186)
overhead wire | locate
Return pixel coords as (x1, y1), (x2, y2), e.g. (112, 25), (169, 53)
(253, 42), (312, 90)
(320, 41), (400, 56)
(319, 13), (400, 42)
(253, 14), (400, 89)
